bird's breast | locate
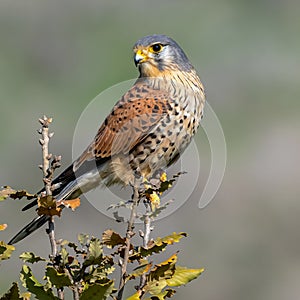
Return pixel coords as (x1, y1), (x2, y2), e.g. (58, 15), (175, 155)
(98, 71), (205, 186)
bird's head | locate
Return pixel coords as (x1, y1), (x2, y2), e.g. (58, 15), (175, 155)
(133, 34), (193, 77)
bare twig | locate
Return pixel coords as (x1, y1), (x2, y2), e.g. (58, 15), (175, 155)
(46, 220), (57, 260)
(117, 184), (140, 300)
(139, 201), (152, 289)
(142, 202), (152, 248)
(39, 115), (63, 299)
(39, 116), (57, 256)
(39, 116), (52, 195)
(71, 285), (80, 300)
(64, 266), (80, 300)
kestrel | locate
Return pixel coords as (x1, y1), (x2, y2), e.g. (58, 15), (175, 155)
(9, 34), (205, 244)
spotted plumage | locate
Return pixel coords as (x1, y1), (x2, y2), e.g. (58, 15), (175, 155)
(9, 34), (205, 244)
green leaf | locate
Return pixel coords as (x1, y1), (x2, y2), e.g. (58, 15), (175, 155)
(0, 241), (15, 261)
(20, 265), (58, 300)
(129, 242), (168, 261)
(139, 243), (167, 257)
(66, 241), (86, 255)
(19, 252), (46, 264)
(144, 288), (176, 300)
(83, 238), (103, 267)
(45, 267), (72, 289)
(89, 256), (115, 282)
(60, 247), (69, 265)
(166, 265), (204, 287)
(161, 288), (176, 298)
(130, 233), (186, 261)
(145, 279), (167, 295)
(89, 266), (115, 283)
(78, 233), (89, 246)
(79, 281), (114, 300)
(148, 253), (177, 282)
(143, 254), (178, 296)
(0, 282), (21, 300)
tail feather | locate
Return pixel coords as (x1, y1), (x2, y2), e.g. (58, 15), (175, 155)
(9, 157), (106, 244)
(22, 164), (77, 212)
(22, 199), (38, 211)
(8, 215), (50, 245)
(9, 164), (78, 244)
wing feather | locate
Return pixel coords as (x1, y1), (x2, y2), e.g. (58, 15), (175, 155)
(73, 82), (171, 171)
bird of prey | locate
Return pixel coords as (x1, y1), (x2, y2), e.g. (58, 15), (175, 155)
(9, 34), (205, 244)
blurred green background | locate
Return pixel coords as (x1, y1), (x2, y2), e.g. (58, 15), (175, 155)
(1, 0), (300, 299)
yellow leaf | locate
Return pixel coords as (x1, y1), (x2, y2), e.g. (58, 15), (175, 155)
(0, 186), (15, 201)
(127, 262), (152, 280)
(102, 229), (126, 248)
(0, 224), (7, 231)
(154, 232), (187, 246)
(0, 241), (15, 260)
(37, 196), (62, 217)
(166, 265), (204, 287)
(126, 291), (142, 300)
(0, 186), (36, 201)
(160, 172), (167, 182)
(155, 253), (178, 268)
(61, 198), (81, 211)
(20, 291), (31, 300)
(147, 253), (177, 282)
(146, 191), (160, 210)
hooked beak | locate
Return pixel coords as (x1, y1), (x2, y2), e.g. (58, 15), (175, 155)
(134, 49), (148, 66)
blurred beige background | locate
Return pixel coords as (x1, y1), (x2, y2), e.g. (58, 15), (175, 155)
(1, 0), (300, 299)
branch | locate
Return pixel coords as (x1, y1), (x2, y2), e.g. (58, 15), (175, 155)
(39, 116), (52, 195)
(117, 184), (140, 300)
(142, 202), (152, 248)
(39, 116), (63, 299)
(139, 201), (152, 289)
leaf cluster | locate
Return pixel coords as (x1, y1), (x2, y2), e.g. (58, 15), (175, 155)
(0, 173), (204, 299)
(1, 230), (203, 300)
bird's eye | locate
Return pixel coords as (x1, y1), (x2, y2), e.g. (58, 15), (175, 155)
(150, 43), (163, 53)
